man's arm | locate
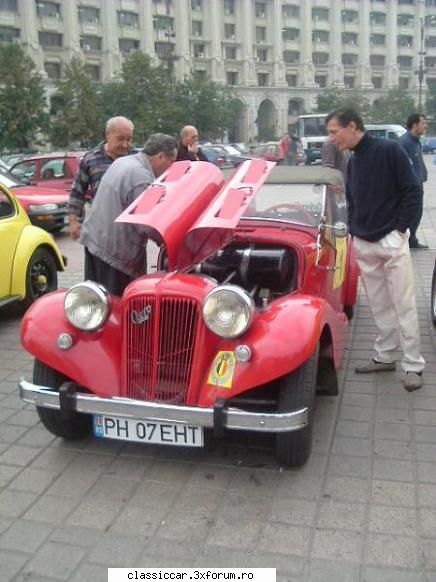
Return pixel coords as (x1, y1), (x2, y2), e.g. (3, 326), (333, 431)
(68, 157), (91, 240)
(393, 143), (421, 233)
(321, 142), (336, 168)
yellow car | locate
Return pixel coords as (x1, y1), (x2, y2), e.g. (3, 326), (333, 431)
(0, 183), (66, 309)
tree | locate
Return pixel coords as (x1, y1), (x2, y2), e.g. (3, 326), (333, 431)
(49, 56), (101, 148)
(425, 82), (436, 117)
(0, 44), (47, 152)
(370, 88), (415, 124)
(174, 75), (238, 140)
(316, 84), (370, 118)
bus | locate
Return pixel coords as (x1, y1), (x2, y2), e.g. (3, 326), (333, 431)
(296, 114), (328, 164)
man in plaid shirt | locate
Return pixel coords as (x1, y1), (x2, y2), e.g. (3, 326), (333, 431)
(68, 116), (134, 240)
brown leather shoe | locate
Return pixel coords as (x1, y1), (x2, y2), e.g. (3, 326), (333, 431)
(355, 359), (396, 374)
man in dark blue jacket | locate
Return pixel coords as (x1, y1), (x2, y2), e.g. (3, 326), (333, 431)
(326, 108), (425, 391)
(399, 113), (428, 249)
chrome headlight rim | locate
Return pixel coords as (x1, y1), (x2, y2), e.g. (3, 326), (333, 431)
(64, 281), (110, 332)
(202, 284), (255, 339)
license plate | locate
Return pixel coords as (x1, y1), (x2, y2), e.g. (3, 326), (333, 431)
(93, 415), (204, 447)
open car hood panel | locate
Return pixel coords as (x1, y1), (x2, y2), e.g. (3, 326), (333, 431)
(178, 159), (275, 270)
(116, 161), (224, 270)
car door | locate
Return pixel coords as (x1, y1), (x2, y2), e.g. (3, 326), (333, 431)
(39, 158), (74, 190)
(0, 187), (21, 299)
(10, 160), (38, 184)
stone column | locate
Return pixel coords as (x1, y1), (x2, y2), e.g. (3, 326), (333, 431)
(101, 0), (120, 80)
(174, 0), (191, 79)
(386, 0), (399, 88)
(329, 0), (344, 86)
(300, 0), (316, 87)
(20, 0), (41, 69)
(358, 0), (373, 88)
(63, 0), (81, 59)
(272, 0), (286, 86)
(209, 0), (224, 82)
(139, 0), (157, 65)
(241, 0), (256, 86)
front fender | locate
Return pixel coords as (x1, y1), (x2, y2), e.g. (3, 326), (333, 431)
(12, 225), (65, 298)
(21, 290), (123, 397)
(200, 295), (347, 407)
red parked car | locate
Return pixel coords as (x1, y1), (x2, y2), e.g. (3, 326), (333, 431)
(0, 169), (69, 232)
(9, 151), (84, 191)
(19, 160), (358, 467)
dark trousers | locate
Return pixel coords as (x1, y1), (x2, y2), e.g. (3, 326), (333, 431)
(84, 247), (133, 297)
(409, 187), (424, 245)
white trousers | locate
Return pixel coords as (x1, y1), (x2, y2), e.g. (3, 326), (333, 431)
(353, 231), (425, 373)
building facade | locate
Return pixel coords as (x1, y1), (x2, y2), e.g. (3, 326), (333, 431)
(1, 0), (436, 141)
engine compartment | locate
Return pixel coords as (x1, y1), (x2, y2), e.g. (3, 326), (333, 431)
(194, 244), (297, 304)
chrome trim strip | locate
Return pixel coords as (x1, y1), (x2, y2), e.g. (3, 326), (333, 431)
(19, 379), (308, 433)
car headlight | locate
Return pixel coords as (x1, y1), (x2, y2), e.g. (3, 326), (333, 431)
(64, 282), (110, 331)
(28, 203), (58, 213)
(203, 285), (254, 339)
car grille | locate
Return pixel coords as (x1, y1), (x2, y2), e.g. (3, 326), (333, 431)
(123, 295), (200, 404)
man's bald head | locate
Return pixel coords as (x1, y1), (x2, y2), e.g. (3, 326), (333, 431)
(180, 125), (199, 146)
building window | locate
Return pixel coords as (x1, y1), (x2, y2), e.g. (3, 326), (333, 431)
(194, 44), (205, 57)
(78, 6), (99, 24)
(0, 26), (19, 43)
(397, 14), (414, 26)
(342, 32), (358, 45)
(286, 74), (297, 86)
(255, 2), (266, 18)
(342, 53), (358, 65)
(315, 75), (327, 88)
(372, 76), (382, 88)
(282, 28), (299, 41)
(426, 36), (436, 48)
(194, 69), (206, 80)
(370, 12), (386, 25)
(370, 34), (386, 46)
(154, 16), (174, 31)
(427, 77), (436, 89)
(313, 52), (329, 65)
(223, 0), (234, 15)
(342, 10), (358, 24)
(0, 0), (17, 11)
(224, 23), (235, 39)
(283, 50), (299, 64)
(344, 76), (355, 88)
(282, 4), (299, 19)
(312, 7), (329, 21)
(85, 64), (100, 81)
(425, 56), (436, 68)
(44, 61), (61, 79)
(36, 1), (61, 19)
(119, 38), (140, 55)
(256, 48), (267, 61)
(39, 32), (63, 48)
(225, 46), (236, 59)
(312, 30), (329, 43)
(226, 71), (238, 85)
(80, 36), (102, 51)
(399, 76), (409, 88)
(191, 0), (202, 10)
(192, 21), (202, 36)
(426, 13), (436, 26)
(397, 55), (413, 68)
(257, 73), (268, 86)
(117, 11), (139, 28)
(398, 0), (414, 4)
(256, 26), (266, 43)
(370, 54), (385, 66)
(398, 35), (413, 48)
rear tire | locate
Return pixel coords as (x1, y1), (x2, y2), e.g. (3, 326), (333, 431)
(276, 345), (319, 467)
(33, 359), (92, 440)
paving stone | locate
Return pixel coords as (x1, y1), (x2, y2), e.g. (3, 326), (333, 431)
(23, 494), (79, 524)
(86, 532), (145, 566)
(69, 562), (108, 582)
(257, 523), (311, 556)
(339, 405), (374, 422)
(49, 524), (102, 548)
(418, 484), (436, 508)
(423, 540), (436, 569)
(374, 422), (412, 441)
(371, 480), (416, 507)
(311, 529), (363, 562)
(171, 486), (223, 515)
(335, 419), (371, 438)
(21, 541), (87, 580)
(0, 519), (53, 553)
(66, 498), (124, 530)
(419, 508), (436, 538)
(0, 549), (32, 582)
(186, 465), (235, 490)
(109, 502), (167, 537)
(362, 567), (425, 582)
(8, 467), (59, 494)
(369, 505), (418, 536)
(157, 511), (214, 544)
(0, 490), (38, 518)
(219, 491), (273, 520)
(0, 444), (42, 466)
(374, 438), (415, 461)
(418, 462), (436, 484)
(331, 436), (372, 457)
(366, 533), (421, 569)
(308, 559), (361, 582)
(328, 454), (371, 478)
(270, 498), (316, 526)
(316, 500), (366, 531)
(322, 476), (370, 503)
(373, 458), (414, 482)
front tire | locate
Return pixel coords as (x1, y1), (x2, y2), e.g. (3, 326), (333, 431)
(23, 247), (58, 308)
(276, 345), (319, 467)
(33, 360), (92, 440)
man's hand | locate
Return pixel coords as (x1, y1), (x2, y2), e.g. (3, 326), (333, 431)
(69, 215), (81, 240)
(188, 142), (199, 155)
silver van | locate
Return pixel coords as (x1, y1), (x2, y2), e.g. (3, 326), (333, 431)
(365, 124), (406, 140)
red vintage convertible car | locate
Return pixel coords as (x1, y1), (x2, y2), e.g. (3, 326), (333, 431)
(19, 160), (358, 467)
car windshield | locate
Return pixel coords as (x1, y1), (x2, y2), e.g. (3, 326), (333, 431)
(241, 183), (324, 227)
(0, 169), (22, 189)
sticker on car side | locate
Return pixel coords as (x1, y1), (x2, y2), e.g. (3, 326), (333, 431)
(334, 237), (347, 289)
(207, 351), (236, 388)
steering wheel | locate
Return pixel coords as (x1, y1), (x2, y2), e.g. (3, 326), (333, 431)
(263, 203), (316, 225)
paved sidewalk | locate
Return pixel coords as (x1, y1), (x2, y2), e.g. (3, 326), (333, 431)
(0, 179), (435, 581)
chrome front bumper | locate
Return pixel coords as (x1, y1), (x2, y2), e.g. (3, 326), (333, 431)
(19, 379), (308, 434)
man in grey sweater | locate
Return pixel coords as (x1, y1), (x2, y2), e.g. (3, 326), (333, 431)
(80, 133), (177, 296)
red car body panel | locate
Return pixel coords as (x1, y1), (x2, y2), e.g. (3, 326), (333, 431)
(11, 186), (69, 210)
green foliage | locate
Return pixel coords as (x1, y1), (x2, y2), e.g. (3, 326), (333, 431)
(370, 88), (416, 124)
(0, 44), (47, 152)
(49, 57), (101, 148)
(425, 83), (436, 117)
(316, 84), (370, 118)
